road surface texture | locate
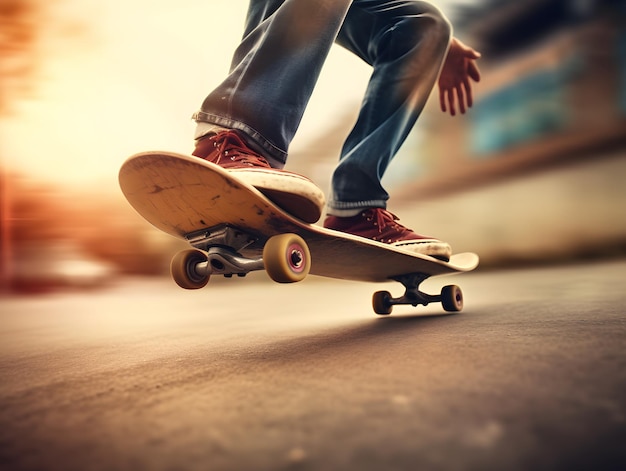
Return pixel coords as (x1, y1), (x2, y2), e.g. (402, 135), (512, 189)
(1, 260), (625, 471)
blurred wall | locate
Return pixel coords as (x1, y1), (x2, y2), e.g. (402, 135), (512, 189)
(393, 148), (626, 266)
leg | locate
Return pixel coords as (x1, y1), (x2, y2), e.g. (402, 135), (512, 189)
(194, 0), (354, 168)
(323, 1), (453, 260)
(329, 0), (452, 213)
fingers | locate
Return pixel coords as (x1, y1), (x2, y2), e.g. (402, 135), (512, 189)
(442, 78), (473, 117)
(447, 88), (456, 116)
(440, 85), (460, 116)
(463, 77), (473, 109)
(456, 83), (465, 115)
(438, 38), (482, 117)
(468, 60), (481, 83)
(439, 87), (447, 113)
(440, 89), (457, 116)
(448, 86), (465, 116)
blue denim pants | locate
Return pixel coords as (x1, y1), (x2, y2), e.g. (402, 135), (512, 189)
(193, 0), (452, 215)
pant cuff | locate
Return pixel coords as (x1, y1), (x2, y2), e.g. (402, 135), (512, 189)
(326, 200), (387, 217)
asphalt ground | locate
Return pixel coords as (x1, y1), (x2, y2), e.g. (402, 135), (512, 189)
(1, 260), (625, 471)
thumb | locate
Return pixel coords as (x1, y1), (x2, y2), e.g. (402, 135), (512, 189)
(464, 48), (481, 60)
(455, 39), (481, 59)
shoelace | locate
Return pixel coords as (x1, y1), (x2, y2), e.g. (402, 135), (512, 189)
(370, 209), (412, 235)
(209, 131), (270, 167)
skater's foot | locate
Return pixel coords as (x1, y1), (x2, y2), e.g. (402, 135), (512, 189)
(193, 130), (325, 223)
(324, 208), (452, 261)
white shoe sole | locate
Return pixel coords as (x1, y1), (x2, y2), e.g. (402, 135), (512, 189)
(393, 239), (452, 261)
(229, 169), (325, 224)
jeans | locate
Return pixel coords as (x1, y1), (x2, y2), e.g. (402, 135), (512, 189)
(193, 0), (452, 214)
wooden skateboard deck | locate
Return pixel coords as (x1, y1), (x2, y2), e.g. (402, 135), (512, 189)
(119, 151), (479, 314)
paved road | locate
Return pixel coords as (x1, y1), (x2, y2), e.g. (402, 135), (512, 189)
(1, 260), (625, 471)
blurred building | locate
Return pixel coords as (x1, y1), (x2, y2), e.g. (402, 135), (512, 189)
(12, 241), (116, 293)
(410, 0), (626, 194)
(292, 0), (626, 266)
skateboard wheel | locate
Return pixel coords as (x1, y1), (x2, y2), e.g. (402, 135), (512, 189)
(441, 284), (463, 312)
(263, 234), (310, 283)
(372, 291), (393, 315)
(170, 249), (210, 289)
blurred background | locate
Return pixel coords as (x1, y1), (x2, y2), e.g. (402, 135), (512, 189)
(1, 0), (625, 294)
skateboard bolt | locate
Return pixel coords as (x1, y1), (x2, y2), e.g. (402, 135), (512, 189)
(290, 250), (303, 268)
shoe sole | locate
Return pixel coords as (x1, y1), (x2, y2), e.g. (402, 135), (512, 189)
(229, 169), (326, 224)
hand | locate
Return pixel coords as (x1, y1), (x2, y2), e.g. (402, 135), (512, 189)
(438, 37), (481, 116)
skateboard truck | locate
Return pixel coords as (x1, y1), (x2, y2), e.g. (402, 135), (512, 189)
(372, 273), (464, 315)
(171, 225), (311, 288)
(171, 225), (264, 285)
(201, 247), (264, 278)
(185, 225), (258, 253)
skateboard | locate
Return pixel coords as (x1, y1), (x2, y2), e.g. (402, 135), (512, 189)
(119, 151), (479, 315)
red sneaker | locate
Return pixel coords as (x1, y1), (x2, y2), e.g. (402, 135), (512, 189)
(193, 130), (325, 223)
(324, 208), (452, 261)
